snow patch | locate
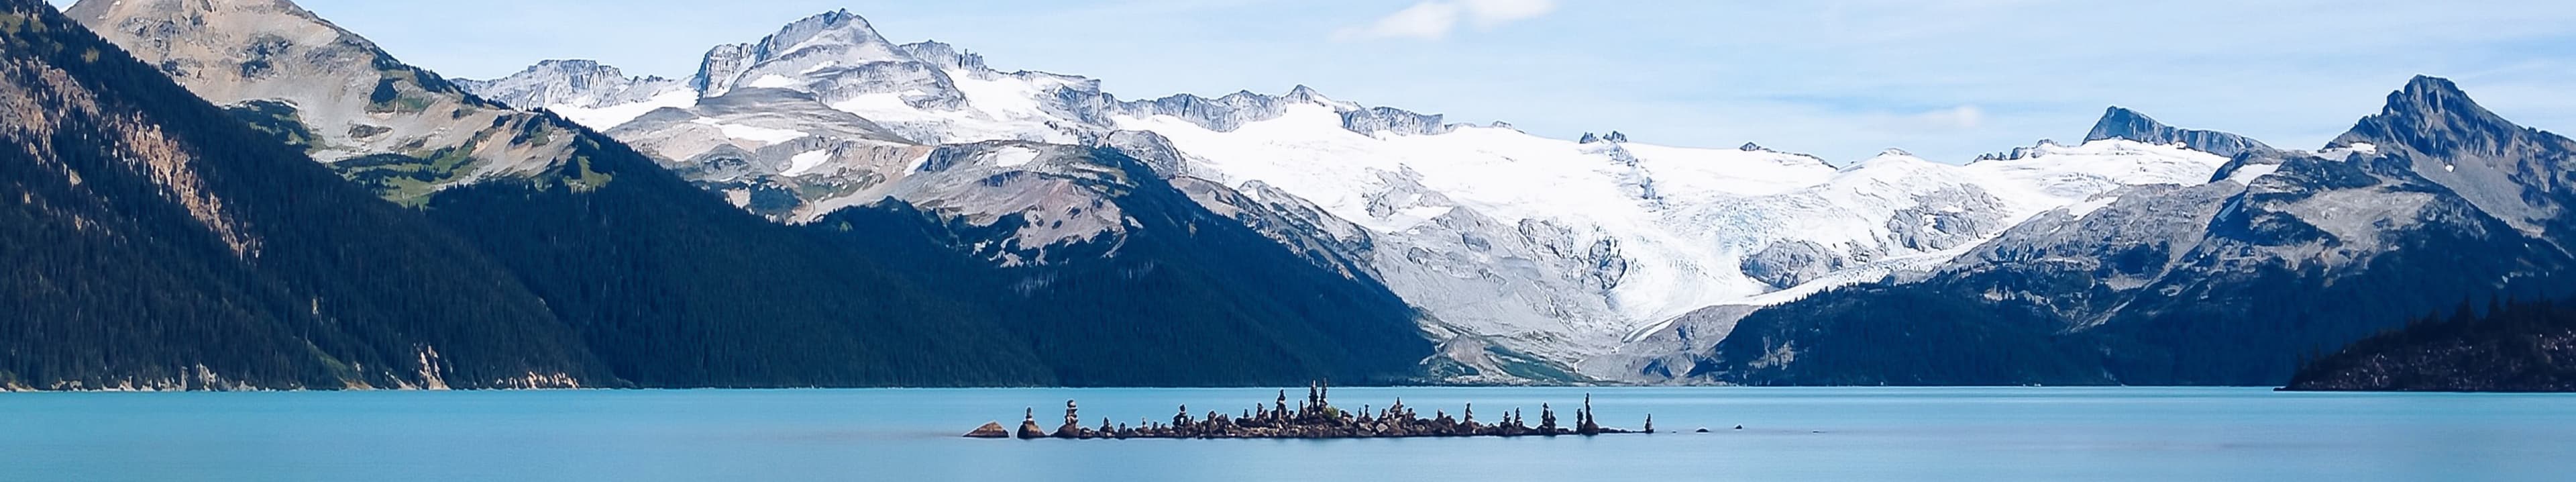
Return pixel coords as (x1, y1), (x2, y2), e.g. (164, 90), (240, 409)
(2225, 163), (2283, 185)
(690, 119), (808, 144)
(746, 75), (798, 89)
(2061, 195), (2123, 219)
(784, 150), (831, 177)
(988, 146), (1040, 168)
(546, 89), (697, 130)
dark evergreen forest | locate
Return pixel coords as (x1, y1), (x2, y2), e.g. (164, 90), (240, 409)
(0, 3), (600, 389)
(2285, 296), (2576, 391)
(0, 0), (1431, 389)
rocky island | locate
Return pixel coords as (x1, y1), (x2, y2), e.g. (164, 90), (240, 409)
(966, 381), (1653, 439)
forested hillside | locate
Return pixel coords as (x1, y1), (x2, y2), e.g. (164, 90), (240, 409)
(815, 148), (1434, 387)
(0, 1), (600, 389)
(418, 132), (1058, 387)
(2284, 297), (2576, 392)
(6, 0), (1434, 389)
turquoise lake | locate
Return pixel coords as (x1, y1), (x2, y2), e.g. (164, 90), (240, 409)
(2, 387), (2570, 481)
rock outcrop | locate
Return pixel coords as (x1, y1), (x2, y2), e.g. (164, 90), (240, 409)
(2086, 106), (2275, 158)
(970, 382), (1649, 440)
(1014, 408), (1046, 440)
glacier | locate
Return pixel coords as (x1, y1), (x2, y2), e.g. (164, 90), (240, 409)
(460, 9), (2241, 383)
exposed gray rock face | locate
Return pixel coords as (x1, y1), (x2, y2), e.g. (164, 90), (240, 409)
(457, 60), (687, 112)
(1087, 86), (1456, 136)
(1585, 305), (1762, 383)
(1175, 178), (1380, 281)
(896, 41), (986, 72)
(1882, 186), (2013, 252)
(1942, 181), (2248, 325)
(68, 0), (588, 202)
(1356, 200), (1643, 371)
(1342, 107), (1456, 136)
(1975, 140), (2062, 162)
(692, 43), (755, 93)
(1095, 130), (1195, 179)
(2331, 76), (2576, 237)
(2086, 107), (2274, 158)
(1741, 241), (1842, 289)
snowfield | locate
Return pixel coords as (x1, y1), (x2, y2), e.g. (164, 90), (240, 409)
(460, 9), (2240, 381)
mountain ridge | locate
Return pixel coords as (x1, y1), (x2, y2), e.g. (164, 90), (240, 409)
(2085, 106), (2275, 159)
(459, 8), (2257, 383)
(30, 1), (2562, 388)
(57, 0), (1435, 388)
(2, 0), (609, 390)
(1692, 76), (2576, 386)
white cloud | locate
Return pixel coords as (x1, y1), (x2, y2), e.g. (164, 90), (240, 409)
(1895, 105), (1986, 132)
(1339, 0), (1558, 40)
(1458, 0), (1556, 26)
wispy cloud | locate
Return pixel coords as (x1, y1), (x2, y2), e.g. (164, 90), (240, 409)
(1337, 0), (1556, 40)
(1888, 105), (1986, 132)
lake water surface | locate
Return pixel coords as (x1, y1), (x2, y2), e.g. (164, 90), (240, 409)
(3, 387), (2571, 481)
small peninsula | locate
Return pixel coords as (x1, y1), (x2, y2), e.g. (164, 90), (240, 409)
(2282, 298), (2576, 392)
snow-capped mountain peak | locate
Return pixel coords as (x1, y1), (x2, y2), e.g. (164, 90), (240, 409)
(761, 9), (898, 59)
(694, 9), (918, 99)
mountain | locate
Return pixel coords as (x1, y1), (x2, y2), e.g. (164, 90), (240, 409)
(2283, 297), (2576, 392)
(65, 0), (1064, 389)
(808, 145), (1434, 386)
(0, 0), (605, 390)
(464, 11), (2243, 382)
(2086, 107), (2275, 159)
(1689, 77), (2576, 386)
(454, 60), (693, 129)
(62, 0), (584, 205)
(2333, 77), (2576, 240)
(69, 0), (1434, 387)
(32, 1), (2558, 388)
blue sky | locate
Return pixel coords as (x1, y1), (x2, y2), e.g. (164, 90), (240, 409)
(53, 0), (2576, 162)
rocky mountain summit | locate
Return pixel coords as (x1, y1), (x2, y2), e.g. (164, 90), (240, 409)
(2085, 107), (2275, 159)
(64, 0), (590, 203)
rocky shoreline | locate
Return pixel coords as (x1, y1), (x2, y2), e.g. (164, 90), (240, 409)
(966, 381), (1652, 440)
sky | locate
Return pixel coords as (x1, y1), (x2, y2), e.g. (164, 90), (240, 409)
(48, 0), (2576, 163)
